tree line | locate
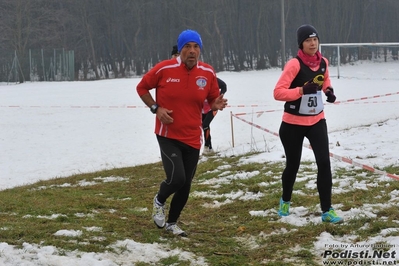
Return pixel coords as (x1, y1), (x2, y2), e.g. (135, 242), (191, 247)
(0, 0), (398, 82)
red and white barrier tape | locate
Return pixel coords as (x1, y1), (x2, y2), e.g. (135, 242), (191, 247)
(2, 91), (398, 109)
(231, 113), (399, 181)
(235, 91), (399, 117)
(303, 143), (399, 181)
(234, 109), (283, 117)
(0, 104), (271, 109)
(232, 113), (279, 137)
(338, 100), (399, 105)
(333, 91), (399, 104)
(236, 100), (399, 117)
(226, 104), (269, 108)
(0, 105), (148, 109)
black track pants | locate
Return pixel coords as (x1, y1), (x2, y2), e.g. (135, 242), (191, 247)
(279, 119), (332, 212)
(156, 135), (200, 223)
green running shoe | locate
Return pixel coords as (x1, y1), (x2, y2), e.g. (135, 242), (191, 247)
(322, 208), (344, 224)
(278, 197), (290, 217)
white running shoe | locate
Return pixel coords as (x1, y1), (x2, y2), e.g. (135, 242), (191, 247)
(202, 147), (214, 155)
(165, 223), (187, 237)
(152, 194), (165, 228)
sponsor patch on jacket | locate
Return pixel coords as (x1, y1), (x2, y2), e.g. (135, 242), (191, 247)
(196, 78), (207, 90)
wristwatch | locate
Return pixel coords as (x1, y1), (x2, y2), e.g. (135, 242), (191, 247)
(150, 104), (159, 114)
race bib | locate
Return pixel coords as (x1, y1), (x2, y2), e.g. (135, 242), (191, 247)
(298, 91), (324, 115)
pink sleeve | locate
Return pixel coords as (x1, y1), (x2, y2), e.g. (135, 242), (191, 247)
(202, 100), (211, 113)
(273, 59), (302, 102)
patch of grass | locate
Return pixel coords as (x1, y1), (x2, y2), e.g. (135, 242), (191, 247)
(384, 164), (399, 175)
(1, 152), (398, 265)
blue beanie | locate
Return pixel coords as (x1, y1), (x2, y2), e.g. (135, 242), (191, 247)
(177, 30), (203, 52)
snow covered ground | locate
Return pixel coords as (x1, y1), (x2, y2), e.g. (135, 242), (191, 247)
(1, 60), (399, 265)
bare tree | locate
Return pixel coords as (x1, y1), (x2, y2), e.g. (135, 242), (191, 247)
(0, 0), (65, 81)
(1, 0), (399, 81)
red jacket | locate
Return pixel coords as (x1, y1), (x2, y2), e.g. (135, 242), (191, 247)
(137, 57), (220, 149)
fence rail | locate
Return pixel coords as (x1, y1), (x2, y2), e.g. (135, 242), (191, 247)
(0, 49), (74, 83)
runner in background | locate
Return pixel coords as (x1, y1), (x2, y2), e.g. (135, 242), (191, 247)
(201, 78), (226, 154)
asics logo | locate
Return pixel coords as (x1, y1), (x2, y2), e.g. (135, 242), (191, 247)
(166, 77), (180, 83)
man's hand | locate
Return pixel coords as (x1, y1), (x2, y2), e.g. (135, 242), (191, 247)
(211, 94), (228, 111)
(156, 107), (174, 124)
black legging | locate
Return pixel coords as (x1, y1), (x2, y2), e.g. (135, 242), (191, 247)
(156, 135), (200, 223)
(279, 119), (332, 212)
(202, 110), (217, 148)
